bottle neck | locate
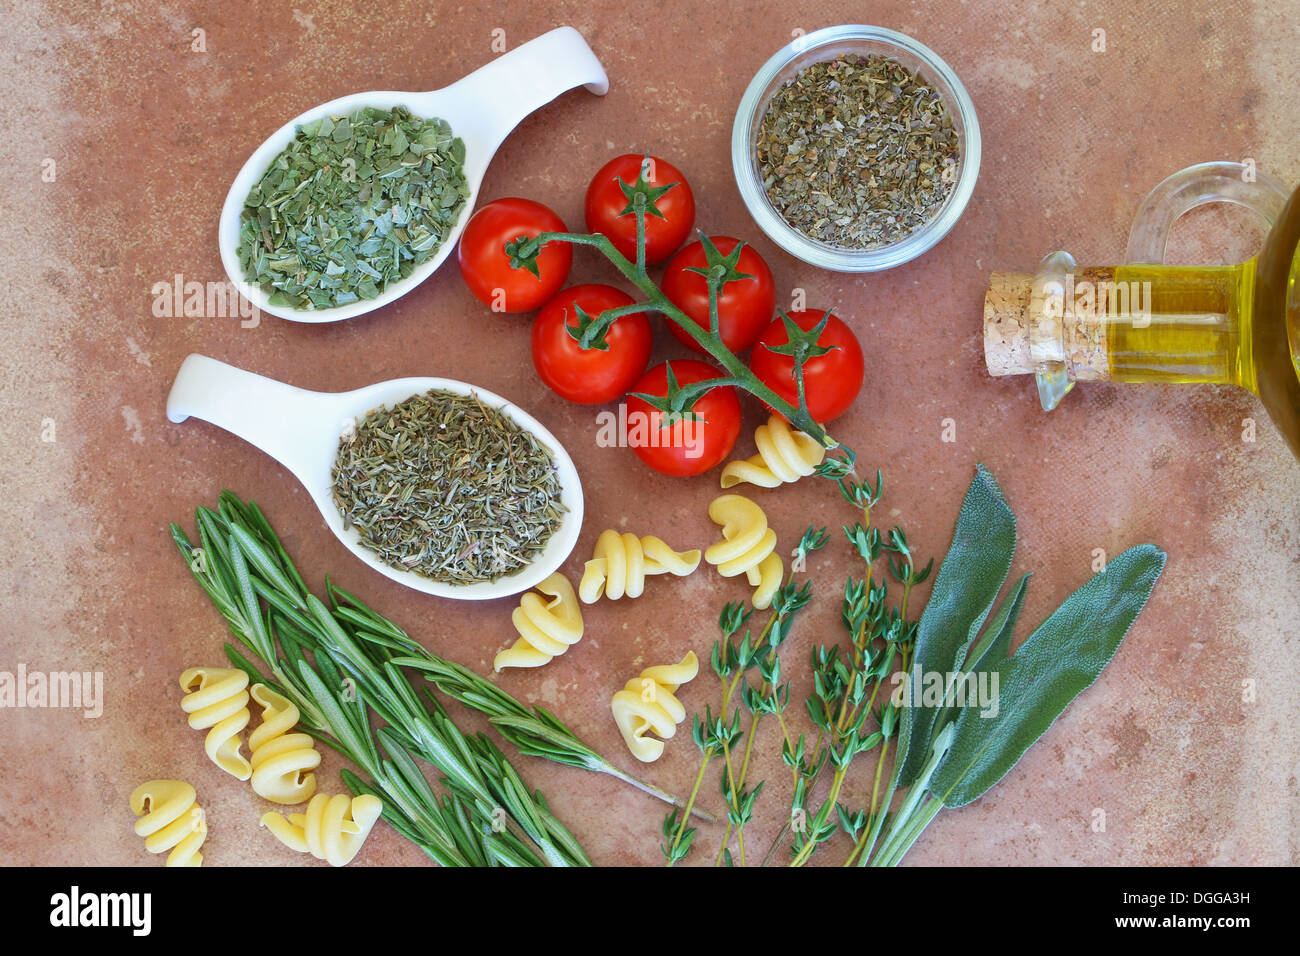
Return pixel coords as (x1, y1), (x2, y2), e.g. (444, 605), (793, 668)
(1106, 261), (1255, 390)
(984, 260), (1256, 393)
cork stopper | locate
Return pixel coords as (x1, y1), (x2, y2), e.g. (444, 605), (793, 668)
(983, 273), (1034, 376)
(983, 268), (1113, 382)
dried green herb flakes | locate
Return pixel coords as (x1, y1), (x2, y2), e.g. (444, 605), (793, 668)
(756, 54), (960, 249)
(332, 390), (564, 585)
(238, 106), (469, 310)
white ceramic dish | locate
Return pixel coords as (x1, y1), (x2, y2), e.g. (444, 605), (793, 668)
(220, 26), (608, 323)
(166, 354), (584, 600)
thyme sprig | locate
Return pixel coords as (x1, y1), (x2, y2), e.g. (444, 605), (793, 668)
(662, 601), (751, 866)
(784, 475), (930, 867)
(715, 566), (818, 865)
(664, 527), (824, 866)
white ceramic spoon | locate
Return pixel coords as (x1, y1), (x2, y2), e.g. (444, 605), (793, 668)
(166, 354), (584, 600)
(219, 26), (608, 323)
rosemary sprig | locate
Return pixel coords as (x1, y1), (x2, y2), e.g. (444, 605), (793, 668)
(305, 589), (589, 866)
(356, 606), (713, 822)
(174, 502), (482, 865)
(171, 491), (588, 866)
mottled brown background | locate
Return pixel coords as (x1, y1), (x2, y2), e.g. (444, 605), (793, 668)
(1, 0), (1296, 868)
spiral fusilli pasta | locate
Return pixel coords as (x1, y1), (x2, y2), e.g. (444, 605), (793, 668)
(493, 573), (584, 671)
(179, 666), (252, 780)
(720, 414), (826, 489)
(578, 529), (702, 603)
(261, 793), (384, 867)
(130, 779), (207, 867)
(249, 683), (321, 805)
(610, 651), (699, 762)
(705, 494), (784, 610)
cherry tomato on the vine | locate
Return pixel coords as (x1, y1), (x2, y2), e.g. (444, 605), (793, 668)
(584, 154), (696, 265)
(661, 236), (776, 354)
(625, 360), (741, 476)
(530, 284), (653, 405)
(458, 198), (572, 313)
(749, 310), (865, 424)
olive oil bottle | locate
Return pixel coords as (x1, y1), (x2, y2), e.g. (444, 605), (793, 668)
(984, 162), (1300, 460)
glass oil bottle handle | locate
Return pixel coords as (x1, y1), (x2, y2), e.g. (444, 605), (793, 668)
(1125, 161), (1289, 265)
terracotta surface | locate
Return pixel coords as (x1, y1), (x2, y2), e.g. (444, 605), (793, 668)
(1, 0), (1297, 869)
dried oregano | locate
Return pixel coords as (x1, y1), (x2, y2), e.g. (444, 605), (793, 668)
(756, 54), (960, 249)
(238, 106), (469, 309)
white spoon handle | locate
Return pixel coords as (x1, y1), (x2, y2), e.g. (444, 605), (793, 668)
(446, 25), (609, 162)
(167, 354), (336, 484)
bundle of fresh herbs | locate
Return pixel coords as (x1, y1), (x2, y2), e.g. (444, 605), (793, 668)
(237, 105), (469, 310)
(664, 465), (1164, 867)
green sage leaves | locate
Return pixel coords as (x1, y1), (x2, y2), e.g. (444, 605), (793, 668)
(894, 464), (1016, 788)
(930, 543), (1166, 807)
(882, 465), (1165, 862)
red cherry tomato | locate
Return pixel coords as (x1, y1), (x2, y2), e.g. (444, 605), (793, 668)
(625, 360), (741, 476)
(458, 198), (572, 313)
(749, 310), (865, 423)
(584, 154), (696, 265)
(530, 285), (653, 405)
(661, 237), (776, 354)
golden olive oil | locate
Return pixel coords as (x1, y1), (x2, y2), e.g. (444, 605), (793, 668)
(1107, 262), (1254, 387)
(985, 185), (1300, 460)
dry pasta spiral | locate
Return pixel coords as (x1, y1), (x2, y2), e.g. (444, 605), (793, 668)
(578, 529), (701, 602)
(705, 494), (784, 610)
(610, 651), (699, 762)
(179, 666), (251, 780)
(130, 779), (207, 867)
(720, 414), (826, 489)
(493, 573), (584, 671)
(249, 683), (321, 805)
(261, 793), (384, 867)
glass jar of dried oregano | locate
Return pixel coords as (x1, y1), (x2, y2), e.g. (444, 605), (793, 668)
(732, 24), (981, 272)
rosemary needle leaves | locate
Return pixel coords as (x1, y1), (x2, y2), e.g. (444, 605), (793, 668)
(170, 491), (588, 866)
(332, 390), (565, 585)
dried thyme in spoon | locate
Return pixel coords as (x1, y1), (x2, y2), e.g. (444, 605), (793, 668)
(332, 390), (564, 584)
(756, 53), (959, 248)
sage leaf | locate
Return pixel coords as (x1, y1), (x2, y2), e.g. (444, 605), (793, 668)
(963, 572), (1030, 674)
(894, 464), (1016, 787)
(941, 572), (1031, 729)
(929, 544), (1166, 807)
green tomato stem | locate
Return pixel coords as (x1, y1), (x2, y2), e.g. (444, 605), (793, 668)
(527, 230), (838, 450)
